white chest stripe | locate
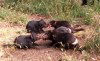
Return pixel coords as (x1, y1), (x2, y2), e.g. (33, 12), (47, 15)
(72, 39), (78, 45)
(68, 28), (72, 33)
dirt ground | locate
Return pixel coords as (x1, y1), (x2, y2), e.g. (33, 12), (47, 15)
(0, 15), (100, 61)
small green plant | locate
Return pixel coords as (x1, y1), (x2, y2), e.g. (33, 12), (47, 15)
(93, 0), (100, 13)
(82, 6), (94, 25)
(83, 13), (93, 25)
(83, 34), (100, 53)
(0, 7), (28, 24)
(71, 3), (85, 18)
(0, 7), (9, 20)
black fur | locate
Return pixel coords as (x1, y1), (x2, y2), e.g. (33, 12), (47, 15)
(82, 0), (87, 5)
(14, 34), (38, 49)
(45, 30), (56, 46)
(45, 26), (73, 46)
(26, 19), (46, 33)
(52, 27), (79, 49)
(82, 0), (94, 5)
(54, 26), (71, 33)
(50, 20), (71, 29)
(49, 20), (74, 33)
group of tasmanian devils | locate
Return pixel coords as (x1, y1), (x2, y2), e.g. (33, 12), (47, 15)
(14, 19), (84, 51)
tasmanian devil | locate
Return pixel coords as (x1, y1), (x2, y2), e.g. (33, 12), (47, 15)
(52, 26), (79, 49)
(49, 20), (75, 33)
(26, 19), (46, 33)
(14, 33), (38, 49)
(49, 20), (71, 28)
(45, 26), (72, 46)
(49, 20), (85, 33)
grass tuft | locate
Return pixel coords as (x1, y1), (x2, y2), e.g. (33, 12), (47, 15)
(0, 7), (28, 24)
(82, 34), (100, 53)
(3, 0), (97, 24)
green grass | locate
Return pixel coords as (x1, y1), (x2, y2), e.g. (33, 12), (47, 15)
(93, 0), (100, 13)
(0, 7), (28, 24)
(82, 33), (100, 54)
(3, 0), (99, 25)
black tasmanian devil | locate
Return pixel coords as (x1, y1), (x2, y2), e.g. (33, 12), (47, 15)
(26, 19), (47, 33)
(51, 26), (80, 49)
(14, 32), (38, 49)
(49, 20), (75, 33)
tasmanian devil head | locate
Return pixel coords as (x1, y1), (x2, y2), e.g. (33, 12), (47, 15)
(26, 19), (46, 33)
(38, 19), (47, 28)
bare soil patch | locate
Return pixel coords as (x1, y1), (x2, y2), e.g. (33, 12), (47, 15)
(0, 15), (99, 61)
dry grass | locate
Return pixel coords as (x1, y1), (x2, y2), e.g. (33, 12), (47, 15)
(0, 22), (26, 44)
(0, 21), (99, 61)
(0, 21), (26, 61)
(0, 7), (28, 25)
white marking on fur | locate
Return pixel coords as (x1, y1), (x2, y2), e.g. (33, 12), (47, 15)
(25, 46), (28, 48)
(31, 42), (33, 44)
(68, 28), (72, 33)
(19, 44), (22, 48)
(72, 39), (78, 45)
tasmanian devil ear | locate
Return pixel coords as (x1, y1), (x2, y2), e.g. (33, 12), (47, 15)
(39, 19), (44, 23)
(39, 19), (46, 25)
